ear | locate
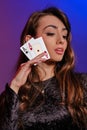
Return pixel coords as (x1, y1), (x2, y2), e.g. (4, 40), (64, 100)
(24, 35), (32, 42)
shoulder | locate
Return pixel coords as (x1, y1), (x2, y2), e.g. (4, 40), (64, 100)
(75, 73), (87, 87)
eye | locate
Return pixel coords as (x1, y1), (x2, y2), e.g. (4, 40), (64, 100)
(46, 32), (55, 36)
(63, 35), (67, 39)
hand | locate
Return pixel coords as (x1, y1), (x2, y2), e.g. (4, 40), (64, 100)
(10, 52), (46, 94)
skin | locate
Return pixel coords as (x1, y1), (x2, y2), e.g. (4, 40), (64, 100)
(36, 15), (68, 62)
(10, 15), (68, 94)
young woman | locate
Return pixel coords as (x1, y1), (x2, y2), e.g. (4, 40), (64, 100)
(0, 6), (87, 130)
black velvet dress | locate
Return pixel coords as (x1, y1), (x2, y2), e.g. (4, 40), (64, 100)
(0, 73), (87, 130)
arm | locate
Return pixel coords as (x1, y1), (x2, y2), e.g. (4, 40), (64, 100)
(0, 84), (19, 130)
(0, 53), (46, 130)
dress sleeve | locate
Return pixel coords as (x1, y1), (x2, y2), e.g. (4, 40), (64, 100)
(0, 84), (19, 130)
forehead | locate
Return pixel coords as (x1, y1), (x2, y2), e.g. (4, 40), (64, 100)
(38, 15), (65, 29)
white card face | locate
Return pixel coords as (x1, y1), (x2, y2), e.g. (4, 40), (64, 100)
(20, 42), (33, 60)
(20, 37), (50, 60)
(27, 38), (36, 59)
(33, 37), (50, 59)
(20, 38), (35, 60)
(32, 43), (43, 56)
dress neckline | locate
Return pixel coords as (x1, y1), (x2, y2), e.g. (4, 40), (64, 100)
(34, 76), (55, 84)
(41, 76), (55, 83)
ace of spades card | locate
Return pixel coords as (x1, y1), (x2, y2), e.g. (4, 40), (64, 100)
(20, 38), (36, 60)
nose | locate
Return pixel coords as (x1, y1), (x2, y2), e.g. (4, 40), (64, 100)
(56, 34), (64, 44)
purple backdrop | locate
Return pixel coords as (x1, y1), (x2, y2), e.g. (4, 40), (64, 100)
(0, 0), (87, 93)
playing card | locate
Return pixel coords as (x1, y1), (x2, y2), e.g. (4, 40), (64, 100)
(31, 37), (50, 60)
(27, 38), (36, 59)
(20, 37), (50, 60)
(20, 38), (36, 60)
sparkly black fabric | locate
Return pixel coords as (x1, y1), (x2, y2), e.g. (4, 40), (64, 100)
(0, 73), (87, 130)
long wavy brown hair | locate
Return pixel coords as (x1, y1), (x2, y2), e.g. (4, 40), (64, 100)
(17, 7), (87, 128)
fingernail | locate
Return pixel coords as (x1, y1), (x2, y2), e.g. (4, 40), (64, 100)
(44, 51), (47, 53)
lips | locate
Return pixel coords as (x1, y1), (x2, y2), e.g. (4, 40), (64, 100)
(54, 48), (64, 55)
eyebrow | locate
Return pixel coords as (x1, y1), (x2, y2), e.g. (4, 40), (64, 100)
(43, 25), (67, 31)
(43, 25), (58, 30)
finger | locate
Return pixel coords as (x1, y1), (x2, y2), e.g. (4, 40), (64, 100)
(23, 68), (31, 78)
(28, 53), (47, 65)
(20, 52), (47, 68)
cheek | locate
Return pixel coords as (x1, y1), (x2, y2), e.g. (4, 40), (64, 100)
(46, 46), (54, 58)
(43, 37), (54, 48)
(45, 43), (54, 54)
(43, 42), (53, 56)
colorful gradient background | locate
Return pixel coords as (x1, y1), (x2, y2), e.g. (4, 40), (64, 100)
(0, 0), (87, 93)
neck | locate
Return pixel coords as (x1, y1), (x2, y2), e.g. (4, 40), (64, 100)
(37, 61), (56, 81)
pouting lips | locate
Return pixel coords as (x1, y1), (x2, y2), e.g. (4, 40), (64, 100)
(54, 48), (64, 55)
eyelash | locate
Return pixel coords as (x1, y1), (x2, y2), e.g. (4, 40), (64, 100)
(63, 35), (67, 39)
(46, 33), (55, 36)
(46, 33), (68, 39)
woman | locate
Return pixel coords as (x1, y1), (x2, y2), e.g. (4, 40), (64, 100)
(0, 6), (87, 130)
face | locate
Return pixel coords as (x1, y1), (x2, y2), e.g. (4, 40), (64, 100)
(36, 15), (68, 62)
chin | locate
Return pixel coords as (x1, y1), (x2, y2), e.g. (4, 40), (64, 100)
(45, 55), (64, 64)
(51, 57), (63, 62)
(56, 55), (64, 61)
(49, 54), (63, 61)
